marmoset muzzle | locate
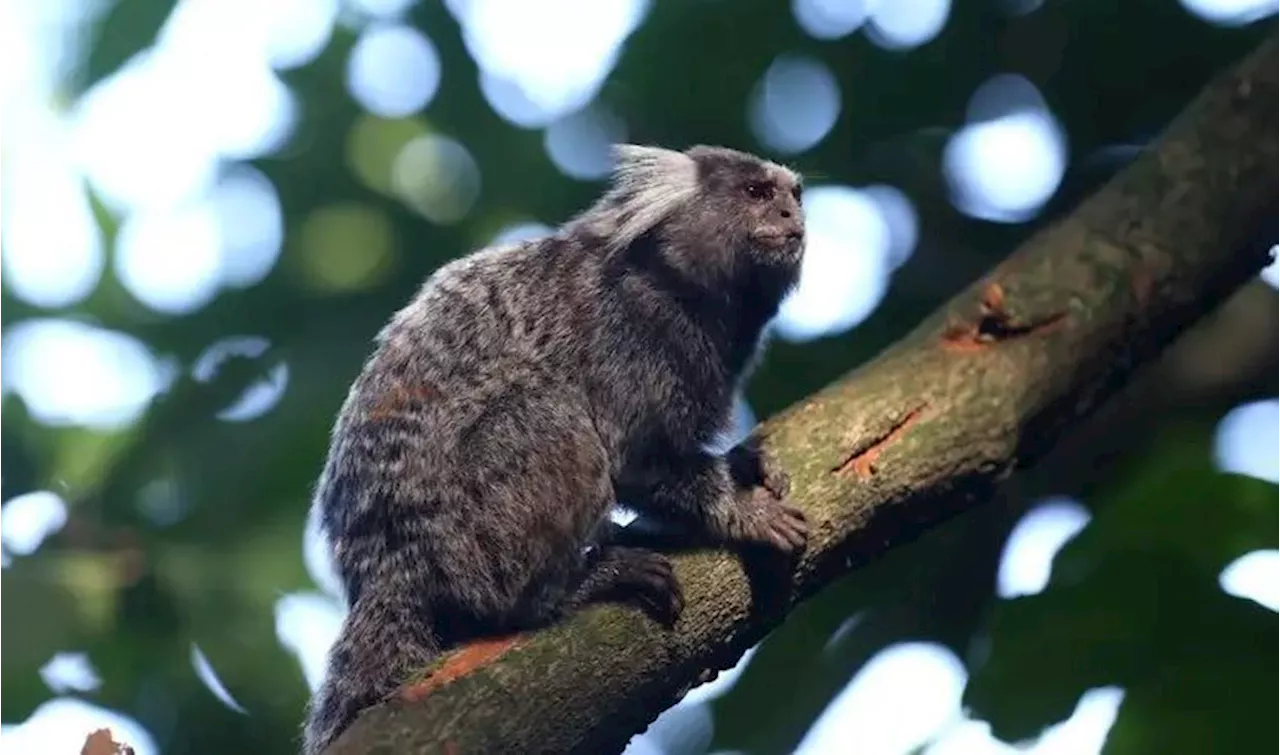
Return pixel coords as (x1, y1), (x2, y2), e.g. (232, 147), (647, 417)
(751, 220), (806, 254)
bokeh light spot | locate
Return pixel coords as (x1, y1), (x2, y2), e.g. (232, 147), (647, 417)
(1, 121), (105, 308)
(944, 75), (1067, 223)
(0, 698), (158, 755)
(749, 54), (841, 155)
(1179, 0), (1278, 26)
(865, 0), (952, 50)
(965, 72), (1046, 123)
(478, 71), (556, 129)
(824, 611), (868, 655)
(190, 645), (247, 714)
(276, 592), (346, 692)
(210, 166), (285, 289)
(392, 135), (482, 224)
(455, 0), (650, 127)
(489, 221), (553, 247)
(620, 735), (664, 755)
(261, 0), (340, 70)
(706, 394), (757, 455)
(296, 203), (397, 291)
(1260, 245), (1278, 288)
(680, 645), (759, 705)
(774, 185), (898, 341)
(0, 491), (68, 557)
(347, 24), (442, 118)
(997, 497), (1091, 599)
(1, 319), (167, 429)
(796, 642), (965, 754)
(38, 652), (102, 694)
(135, 477), (190, 528)
(1219, 550), (1279, 612)
(115, 203), (224, 315)
(545, 105), (627, 180)
(304, 503), (345, 600)
(999, 0), (1047, 15)
(926, 687), (1123, 755)
(1213, 398), (1279, 483)
(349, 0), (419, 20)
(189, 55), (297, 161)
(792, 0), (869, 39)
(158, 0), (338, 73)
(347, 114), (429, 196)
(862, 184), (920, 269)
(192, 336), (290, 422)
(629, 700), (713, 755)
(69, 0), (303, 216)
(71, 51), (221, 212)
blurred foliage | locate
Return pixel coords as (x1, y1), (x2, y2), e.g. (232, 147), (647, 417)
(2, 1), (1276, 754)
(965, 429), (1278, 752)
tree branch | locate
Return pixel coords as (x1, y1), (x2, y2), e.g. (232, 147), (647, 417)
(326, 37), (1278, 755)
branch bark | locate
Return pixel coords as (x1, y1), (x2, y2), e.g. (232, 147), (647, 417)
(326, 38), (1278, 755)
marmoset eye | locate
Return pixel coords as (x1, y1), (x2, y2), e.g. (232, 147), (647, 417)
(744, 181), (775, 201)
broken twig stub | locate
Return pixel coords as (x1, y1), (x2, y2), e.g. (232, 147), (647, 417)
(941, 281), (1068, 352)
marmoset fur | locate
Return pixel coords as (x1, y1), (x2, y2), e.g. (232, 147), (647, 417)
(302, 144), (810, 754)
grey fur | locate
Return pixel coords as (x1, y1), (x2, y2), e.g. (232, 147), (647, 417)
(302, 144), (809, 754)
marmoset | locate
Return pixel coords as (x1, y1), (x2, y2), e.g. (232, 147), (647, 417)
(303, 144), (810, 754)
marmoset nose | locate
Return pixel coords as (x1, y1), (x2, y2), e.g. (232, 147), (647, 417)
(778, 202), (804, 242)
(781, 214), (805, 242)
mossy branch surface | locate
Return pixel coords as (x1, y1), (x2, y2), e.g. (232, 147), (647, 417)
(326, 38), (1278, 755)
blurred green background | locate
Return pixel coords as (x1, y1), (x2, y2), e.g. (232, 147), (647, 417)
(1, 1), (1277, 754)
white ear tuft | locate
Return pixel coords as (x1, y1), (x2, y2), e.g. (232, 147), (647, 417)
(567, 144), (698, 253)
(610, 144), (696, 191)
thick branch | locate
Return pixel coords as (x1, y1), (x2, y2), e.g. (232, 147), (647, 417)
(327, 38), (1278, 755)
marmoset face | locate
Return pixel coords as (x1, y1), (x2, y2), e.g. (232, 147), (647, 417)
(685, 146), (806, 268)
(738, 173), (805, 258)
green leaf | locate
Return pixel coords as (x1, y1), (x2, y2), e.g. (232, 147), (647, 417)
(1054, 433), (1278, 583)
(965, 428), (1278, 748)
(1104, 655), (1279, 755)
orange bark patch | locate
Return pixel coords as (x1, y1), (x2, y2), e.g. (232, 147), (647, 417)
(980, 282), (1005, 313)
(942, 283), (1067, 353)
(400, 635), (523, 702)
(834, 405), (927, 480)
(940, 320), (988, 353)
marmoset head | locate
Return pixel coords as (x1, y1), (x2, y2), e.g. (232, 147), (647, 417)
(682, 144), (805, 261)
(572, 144), (806, 286)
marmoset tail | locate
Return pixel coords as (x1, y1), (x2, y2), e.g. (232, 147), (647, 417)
(302, 144), (810, 754)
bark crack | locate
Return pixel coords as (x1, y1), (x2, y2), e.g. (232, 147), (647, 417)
(833, 405), (929, 480)
(941, 283), (1069, 353)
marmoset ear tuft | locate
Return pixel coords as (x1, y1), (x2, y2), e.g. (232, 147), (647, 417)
(610, 144), (697, 193)
(569, 144), (700, 253)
